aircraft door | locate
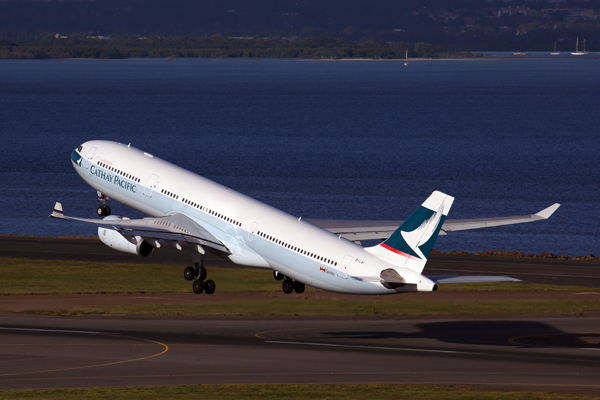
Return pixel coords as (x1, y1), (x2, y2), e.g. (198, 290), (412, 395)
(144, 174), (159, 197)
(83, 146), (97, 169)
(337, 254), (353, 279)
(248, 222), (258, 241)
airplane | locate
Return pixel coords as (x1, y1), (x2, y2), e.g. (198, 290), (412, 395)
(51, 140), (560, 295)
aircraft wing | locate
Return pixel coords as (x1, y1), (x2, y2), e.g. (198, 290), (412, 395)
(306, 203), (560, 242)
(50, 202), (230, 253)
(304, 219), (404, 242)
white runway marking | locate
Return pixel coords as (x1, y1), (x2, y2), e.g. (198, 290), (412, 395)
(265, 340), (480, 354)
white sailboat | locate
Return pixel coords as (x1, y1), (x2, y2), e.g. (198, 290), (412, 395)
(571, 37), (587, 55)
(404, 49), (409, 66)
(550, 42), (560, 55)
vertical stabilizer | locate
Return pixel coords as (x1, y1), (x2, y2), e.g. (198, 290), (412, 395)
(365, 191), (454, 274)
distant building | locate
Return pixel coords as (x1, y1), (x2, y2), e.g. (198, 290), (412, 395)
(542, 8), (598, 21)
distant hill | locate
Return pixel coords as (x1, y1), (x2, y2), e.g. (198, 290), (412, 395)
(1, 0), (599, 51)
(0, 36), (465, 60)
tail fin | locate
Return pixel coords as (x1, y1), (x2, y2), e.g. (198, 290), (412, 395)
(365, 191), (454, 274)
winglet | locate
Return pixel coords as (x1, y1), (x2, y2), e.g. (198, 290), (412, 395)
(49, 202), (66, 219)
(535, 203), (560, 219)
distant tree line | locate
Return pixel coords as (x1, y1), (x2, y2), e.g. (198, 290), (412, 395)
(0, 36), (468, 60)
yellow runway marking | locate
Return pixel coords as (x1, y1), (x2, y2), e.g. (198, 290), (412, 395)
(0, 334), (168, 378)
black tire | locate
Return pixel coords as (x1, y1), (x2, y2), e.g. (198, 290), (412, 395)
(273, 271), (284, 281)
(105, 206), (111, 216)
(293, 281), (305, 294)
(184, 266), (196, 281)
(198, 266), (207, 281)
(204, 280), (216, 295)
(97, 206), (105, 217)
(192, 280), (204, 294)
(282, 279), (294, 294)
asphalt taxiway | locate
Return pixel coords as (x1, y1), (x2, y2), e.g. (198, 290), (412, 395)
(1, 314), (600, 393)
(1, 237), (600, 394)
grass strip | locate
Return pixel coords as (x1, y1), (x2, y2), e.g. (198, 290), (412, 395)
(1, 258), (599, 295)
(19, 299), (600, 317)
(0, 383), (596, 400)
(0, 258), (281, 295)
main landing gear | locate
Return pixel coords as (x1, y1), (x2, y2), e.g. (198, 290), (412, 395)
(185, 262), (215, 295)
(274, 271), (305, 294)
(96, 191), (111, 217)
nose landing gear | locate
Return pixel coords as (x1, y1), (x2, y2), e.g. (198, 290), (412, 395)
(96, 191), (111, 217)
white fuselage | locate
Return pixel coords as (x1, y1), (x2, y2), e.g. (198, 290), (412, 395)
(73, 140), (434, 295)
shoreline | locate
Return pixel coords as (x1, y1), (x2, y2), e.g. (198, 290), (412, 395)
(3, 54), (600, 62)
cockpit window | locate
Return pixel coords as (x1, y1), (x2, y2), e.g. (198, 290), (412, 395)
(77, 145), (83, 152)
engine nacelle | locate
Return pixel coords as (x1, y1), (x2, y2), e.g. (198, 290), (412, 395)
(98, 216), (155, 257)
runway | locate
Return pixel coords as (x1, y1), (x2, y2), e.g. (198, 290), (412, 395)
(1, 237), (600, 394)
(1, 314), (600, 393)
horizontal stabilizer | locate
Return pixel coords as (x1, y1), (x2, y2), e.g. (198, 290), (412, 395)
(427, 275), (522, 284)
(380, 268), (408, 289)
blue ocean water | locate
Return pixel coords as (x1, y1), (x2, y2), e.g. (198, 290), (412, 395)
(1, 58), (599, 256)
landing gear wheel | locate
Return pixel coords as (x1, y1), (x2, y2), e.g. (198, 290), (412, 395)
(282, 279), (294, 294)
(192, 280), (204, 294)
(197, 265), (207, 281)
(204, 280), (216, 295)
(293, 281), (305, 294)
(96, 205), (111, 217)
(184, 266), (196, 281)
(273, 271), (284, 281)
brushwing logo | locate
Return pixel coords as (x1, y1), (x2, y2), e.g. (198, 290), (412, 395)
(71, 149), (83, 167)
(400, 201), (445, 260)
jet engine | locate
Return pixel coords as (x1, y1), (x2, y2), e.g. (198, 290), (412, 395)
(98, 216), (155, 257)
